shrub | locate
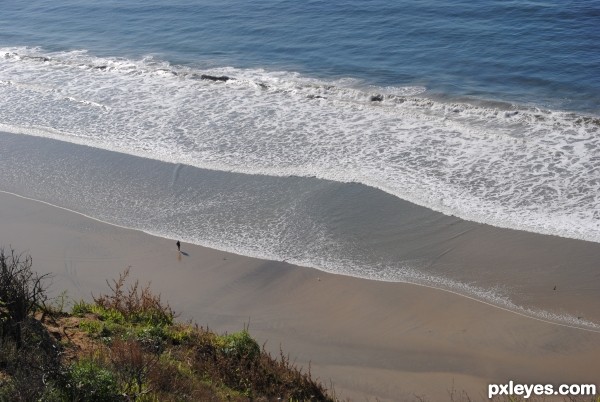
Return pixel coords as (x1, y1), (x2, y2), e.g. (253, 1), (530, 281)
(0, 248), (50, 348)
(217, 330), (261, 362)
(79, 319), (103, 336)
(110, 338), (159, 399)
(135, 324), (167, 353)
(145, 352), (197, 399)
(93, 306), (126, 325)
(0, 319), (65, 401)
(93, 268), (175, 327)
(68, 359), (120, 402)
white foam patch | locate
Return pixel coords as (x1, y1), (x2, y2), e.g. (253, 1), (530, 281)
(0, 46), (599, 244)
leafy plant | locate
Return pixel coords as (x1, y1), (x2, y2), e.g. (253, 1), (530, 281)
(217, 330), (260, 362)
(68, 358), (120, 402)
(135, 324), (167, 353)
(72, 299), (94, 316)
(79, 319), (103, 336)
(92, 306), (126, 325)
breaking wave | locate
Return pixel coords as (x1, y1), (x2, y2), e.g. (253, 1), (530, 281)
(0, 47), (599, 242)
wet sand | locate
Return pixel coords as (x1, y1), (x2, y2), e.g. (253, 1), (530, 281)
(1, 190), (600, 401)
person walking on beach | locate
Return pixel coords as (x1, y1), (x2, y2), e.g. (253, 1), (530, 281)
(176, 240), (181, 252)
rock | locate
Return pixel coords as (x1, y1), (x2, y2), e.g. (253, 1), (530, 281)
(200, 74), (231, 82)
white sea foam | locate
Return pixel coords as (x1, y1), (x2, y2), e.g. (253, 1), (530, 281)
(1, 46), (599, 244)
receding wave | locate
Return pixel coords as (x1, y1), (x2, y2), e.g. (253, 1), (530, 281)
(1, 46), (599, 242)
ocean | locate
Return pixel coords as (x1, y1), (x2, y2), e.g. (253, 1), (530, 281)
(0, 0), (599, 327)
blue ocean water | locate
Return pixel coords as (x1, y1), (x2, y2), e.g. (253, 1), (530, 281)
(1, 0), (600, 328)
(1, 0), (599, 112)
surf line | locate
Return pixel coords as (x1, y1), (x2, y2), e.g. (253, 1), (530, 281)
(1, 188), (599, 334)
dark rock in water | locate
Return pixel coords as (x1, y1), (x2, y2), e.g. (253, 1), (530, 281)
(370, 94), (384, 102)
(200, 74), (231, 82)
(95, 65), (108, 71)
(24, 55), (50, 62)
(307, 95), (326, 99)
(258, 83), (269, 90)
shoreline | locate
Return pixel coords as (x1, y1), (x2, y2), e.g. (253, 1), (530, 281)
(4, 189), (599, 334)
(2, 190), (600, 401)
(2, 131), (600, 329)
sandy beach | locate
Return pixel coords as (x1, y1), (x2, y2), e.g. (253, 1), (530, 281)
(1, 190), (599, 401)
(1, 2), (600, 400)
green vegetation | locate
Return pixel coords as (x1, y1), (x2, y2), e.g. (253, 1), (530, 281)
(67, 358), (120, 402)
(0, 248), (336, 401)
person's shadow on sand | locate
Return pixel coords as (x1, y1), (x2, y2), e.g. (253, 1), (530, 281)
(176, 251), (189, 261)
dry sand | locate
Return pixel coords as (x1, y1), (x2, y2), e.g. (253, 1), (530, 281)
(1, 190), (599, 401)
